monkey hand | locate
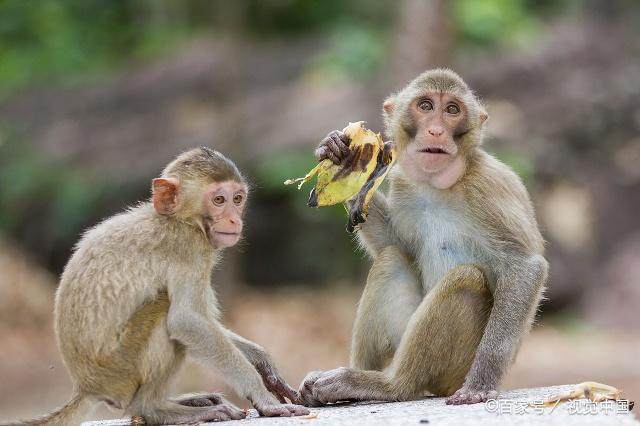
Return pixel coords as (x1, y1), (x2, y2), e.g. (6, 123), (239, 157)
(445, 386), (498, 405)
(255, 361), (304, 404)
(315, 130), (351, 164)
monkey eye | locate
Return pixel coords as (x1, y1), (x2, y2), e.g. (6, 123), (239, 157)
(213, 195), (225, 205)
(233, 194), (244, 205)
(418, 99), (433, 111)
(446, 103), (460, 115)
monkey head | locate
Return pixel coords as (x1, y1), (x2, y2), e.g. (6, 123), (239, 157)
(383, 69), (488, 187)
(151, 147), (248, 249)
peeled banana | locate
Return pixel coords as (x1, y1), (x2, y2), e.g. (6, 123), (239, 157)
(284, 121), (395, 232)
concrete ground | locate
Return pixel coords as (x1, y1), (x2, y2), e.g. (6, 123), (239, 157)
(84, 384), (637, 426)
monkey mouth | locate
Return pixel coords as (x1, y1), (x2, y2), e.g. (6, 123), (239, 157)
(202, 217), (239, 245)
(214, 231), (240, 236)
(419, 146), (450, 155)
(212, 230), (241, 249)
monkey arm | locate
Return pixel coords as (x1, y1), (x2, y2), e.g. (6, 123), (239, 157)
(356, 191), (394, 257)
(455, 254), (547, 399)
(166, 282), (279, 409)
(224, 330), (302, 404)
(223, 329), (268, 364)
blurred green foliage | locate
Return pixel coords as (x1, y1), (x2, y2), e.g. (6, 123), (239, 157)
(451, 0), (579, 48)
(242, 0), (392, 35)
(0, 0), (201, 97)
(0, 0), (581, 97)
(253, 147), (354, 222)
(0, 0), (585, 280)
(307, 24), (387, 82)
(493, 151), (535, 183)
(453, 0), (538, 47)
(0, 136), (104, 237)
(248, 147), (364, 285)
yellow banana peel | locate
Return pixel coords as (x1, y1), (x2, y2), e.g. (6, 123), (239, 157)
(284, 121), (396, 232)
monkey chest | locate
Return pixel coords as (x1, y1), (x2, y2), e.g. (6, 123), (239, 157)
(391, 203), (484, 292)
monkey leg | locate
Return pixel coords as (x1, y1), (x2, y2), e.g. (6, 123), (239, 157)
(301, 264), (492, 405)
(388, 264), (492, 398)
(125, 327), (245, 424)
(350, 245), (422, 371)
(128, 374), (246, 424)
(128, 396), (245, 424)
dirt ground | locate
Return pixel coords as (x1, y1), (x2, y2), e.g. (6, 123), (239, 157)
(0, 286), (638, 422)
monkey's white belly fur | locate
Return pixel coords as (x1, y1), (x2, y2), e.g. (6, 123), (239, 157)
(389, 190), (489, 293)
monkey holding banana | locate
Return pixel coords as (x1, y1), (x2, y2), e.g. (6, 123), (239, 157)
(300, 69), (548, 406)
(4, 147), (308, 425)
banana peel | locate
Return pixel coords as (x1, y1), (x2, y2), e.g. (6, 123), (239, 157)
(284, 121), (395, 232)
(529, 382), (623, 407)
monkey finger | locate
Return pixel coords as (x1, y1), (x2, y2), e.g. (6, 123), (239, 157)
(275, 380), (304, 405)
(326, 151), (341, 165)
(314, 146), (329, 162)
(329, 133), (351, 157)
(330, 134), (351, 158)
(326, 138), (346, 162)
(286, 404), (311, 416)
(329, 130), (352, 147)
(259, 371), (290, 403)
(267, 384), (288, 403)
(220, 403), (247, 420)
(203, 408), (231, 422)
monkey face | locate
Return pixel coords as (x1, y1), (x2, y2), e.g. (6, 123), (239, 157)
(200, 180), (247, 249)
(397, 92), (468, 176)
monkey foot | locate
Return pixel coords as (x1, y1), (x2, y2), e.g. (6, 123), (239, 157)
(255, 403), (310, 417)
(169, 392), (246, 421)
(299, 368), (364, 407)
(445, 388), (498, 405)
(184, 404), (246, 423)
(139, 402), (247, 424)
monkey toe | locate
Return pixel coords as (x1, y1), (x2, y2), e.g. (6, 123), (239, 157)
(301, 371), (323, 389)
(218, 403), (247, 420)
(173, 392), (225, 407)
(258, 403), (309, 417)
(299, 388), (323, 407)
(179, 397), (213, 407)
(258, 405), (291, 417)
(201, 404), (246, 422)
(304, 368), (354, 405)
(299, 371), (326, 406)
(445, 389), (497, 405)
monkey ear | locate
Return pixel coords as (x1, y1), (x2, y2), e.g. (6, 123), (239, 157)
(152, 178), (180, 215)
(383, 99), (396, 116)
(479, 110), (489, 124)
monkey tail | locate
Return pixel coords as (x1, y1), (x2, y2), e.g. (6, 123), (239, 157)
(1, 392), (92, 426)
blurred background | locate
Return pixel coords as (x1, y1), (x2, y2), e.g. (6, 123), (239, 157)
(1, 0), (639, 421)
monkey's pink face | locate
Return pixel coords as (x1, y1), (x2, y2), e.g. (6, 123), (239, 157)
(399, 92), (468, 177)
(201, 180), (247, 249)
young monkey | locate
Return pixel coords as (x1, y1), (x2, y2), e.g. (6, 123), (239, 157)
(300, 69), (547, 406)
(5, 147), (308, 425)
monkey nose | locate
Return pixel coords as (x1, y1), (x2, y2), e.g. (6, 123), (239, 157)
(428, 127), (444, 137)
